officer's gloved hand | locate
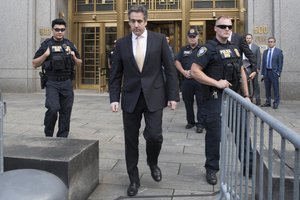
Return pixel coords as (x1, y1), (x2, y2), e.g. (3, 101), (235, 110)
(110, 102), (119, 112)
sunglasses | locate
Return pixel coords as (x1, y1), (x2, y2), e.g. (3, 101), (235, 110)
(188, 35), (196, 38)
(216, 25), (233, 30)
(54, 28), (66, 32)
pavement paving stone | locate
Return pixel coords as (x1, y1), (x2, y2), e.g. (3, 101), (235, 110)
(1, 91), (300, 200)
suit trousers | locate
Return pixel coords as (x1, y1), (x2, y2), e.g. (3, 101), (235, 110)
(122, 92), (163, 183)
(264, 70), (280, 105)
(253, 73), (261, 101)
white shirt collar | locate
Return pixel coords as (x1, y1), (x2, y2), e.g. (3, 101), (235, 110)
(132, 29), (148, 40)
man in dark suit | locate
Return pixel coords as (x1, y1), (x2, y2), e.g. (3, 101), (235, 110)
(229, 32), (257, 80)
(261, 37), (284, 109)
(244, 33), (262, 105)
(109, 5), (179, 197)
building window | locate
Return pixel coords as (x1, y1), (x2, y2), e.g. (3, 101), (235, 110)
(75, 0), (116, 12)
(215, 0), (235, 8)
(76, 0), (94, 12)
(96, 0), (115, 11)
(191, 0), (236, 9)
(127, 0), (180, 10)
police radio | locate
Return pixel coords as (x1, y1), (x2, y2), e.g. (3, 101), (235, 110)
(62, 44), (76, 79)
(62, 44), (71, 55)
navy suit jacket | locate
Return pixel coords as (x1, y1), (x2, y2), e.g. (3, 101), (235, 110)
(261, 47), (283, 77)
(109, 31), (179, 113)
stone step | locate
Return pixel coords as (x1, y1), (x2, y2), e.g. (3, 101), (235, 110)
(3, 135), (99, 200)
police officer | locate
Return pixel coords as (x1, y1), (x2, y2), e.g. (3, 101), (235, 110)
(32, 18), (82, 138)
(108, 40), (116, 69)
(175, 28), (204, 133)
(191, 16), (249, 185)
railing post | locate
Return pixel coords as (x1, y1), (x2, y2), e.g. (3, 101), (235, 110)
(0, 91), (6, 173)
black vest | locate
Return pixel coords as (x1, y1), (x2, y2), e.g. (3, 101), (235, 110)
(205, 40), (241, 92)
(43, 38), (75, 79)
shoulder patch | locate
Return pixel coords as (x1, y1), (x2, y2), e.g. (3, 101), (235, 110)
(197, 47), (207, 57)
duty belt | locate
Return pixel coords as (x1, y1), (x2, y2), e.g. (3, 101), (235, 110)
(47, 76), (70, 81)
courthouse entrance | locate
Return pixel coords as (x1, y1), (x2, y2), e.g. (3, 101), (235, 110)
(76, 23), (117, 90)
(75, 20), (217, 90)
(70, 1), (242, 91)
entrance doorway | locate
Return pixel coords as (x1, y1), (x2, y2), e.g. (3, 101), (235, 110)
(75, 21), (215, 91)
(77, 23), (102, 90)
(146, 21), (180, 55)
(77, 23), (116, 90)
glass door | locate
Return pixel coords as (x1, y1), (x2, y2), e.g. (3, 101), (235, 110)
(147, 21), (179, 54)
(190, 21), (206, 44)
(78, 23), (102, 89)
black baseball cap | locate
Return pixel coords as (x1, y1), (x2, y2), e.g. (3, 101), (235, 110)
(187, 28), (199, 37)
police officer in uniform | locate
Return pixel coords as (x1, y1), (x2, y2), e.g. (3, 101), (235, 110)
(32, 18), (82, 138)
(191, 16), (249, 185)
(175, 28), (204, 133)
(108, 40), (116, 69)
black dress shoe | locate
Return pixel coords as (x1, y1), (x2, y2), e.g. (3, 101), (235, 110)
(185, 123), (194, 129)
(196, 126), (203, 133)
(149, 165), (162, 182)
(255, 99), (261, 105)
(243, 167), (253, 178)
(273, 104), (278, 109)
(206, 169), (217, 185)
(127, 182), (140, 196)
(261, 103), (271, 107)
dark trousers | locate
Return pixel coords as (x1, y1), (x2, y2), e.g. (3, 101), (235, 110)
(181, 79), (204, 127)
(235, 111), (253, 175)
(122, 93), (163, 184)
(201, 96), (222, 170)
(253, 72), (261, 102)
(44, 79), (74, 137)
(264, 70), (280, 105)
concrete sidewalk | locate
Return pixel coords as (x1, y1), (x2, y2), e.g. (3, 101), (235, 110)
(2, 91), (300, 200)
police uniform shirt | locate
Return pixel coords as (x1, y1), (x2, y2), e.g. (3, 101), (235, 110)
(176, 44), (201, 70)
(108, 48), (115, 65)
(194, 38), (241, 76)
(33, 37), (80, 60)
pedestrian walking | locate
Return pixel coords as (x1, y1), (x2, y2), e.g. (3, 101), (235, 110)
(32, 18), (82, 137)
(109, 5), (179, 197)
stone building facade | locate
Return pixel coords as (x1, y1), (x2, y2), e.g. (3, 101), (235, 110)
(0, 0), (299, 100)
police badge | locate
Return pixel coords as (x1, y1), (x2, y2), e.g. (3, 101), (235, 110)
(197, 47), (207, 57)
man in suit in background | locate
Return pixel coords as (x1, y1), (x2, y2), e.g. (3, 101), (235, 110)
(109, 5), (179, 197)
(261, 37), (283, 109)
(244, 33), (262, 105)
(229, 32), (257, 80)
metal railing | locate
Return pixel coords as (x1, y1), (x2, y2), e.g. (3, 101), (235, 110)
(0, 91), (7, 173)
(218, 88), (300, 200)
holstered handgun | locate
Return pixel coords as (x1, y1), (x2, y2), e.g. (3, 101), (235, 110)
(39, 66), (47, 89)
